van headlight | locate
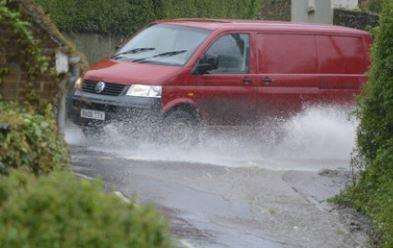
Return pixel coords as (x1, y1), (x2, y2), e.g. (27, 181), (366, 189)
(126, 84), (162, 98)
(74, 77), (83, 90)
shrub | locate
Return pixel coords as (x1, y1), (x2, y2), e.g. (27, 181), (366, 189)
(357, 0), (393, 164)
(0, 102), (68, 175)
(335, 1), (393, 247)
(0, 170), (172, 248)
(34, 0), (262, 35)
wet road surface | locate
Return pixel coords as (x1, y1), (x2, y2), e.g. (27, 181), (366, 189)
(71, 145), (368, 248)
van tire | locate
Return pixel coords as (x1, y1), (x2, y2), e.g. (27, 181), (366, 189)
(81, 125), (104, 140)
(162, 110), (198, 146)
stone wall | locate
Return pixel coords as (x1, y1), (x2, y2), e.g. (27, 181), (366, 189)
(0, 0), (87, 105)
(260, 0), (291, 21)
(1, 26), (60, 103)
(334, 8), (379, 30)
(259, 0), (378, 31)
(65, 33), (123, 64)
(332, 0), (359, 9)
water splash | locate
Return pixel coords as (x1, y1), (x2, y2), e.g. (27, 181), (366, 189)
(65, 105), (357, 171)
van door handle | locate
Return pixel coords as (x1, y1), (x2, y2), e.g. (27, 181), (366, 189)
(262, 76), (273, 86)
(243, 78), (253, 85)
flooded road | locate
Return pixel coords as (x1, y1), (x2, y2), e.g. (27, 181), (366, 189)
(68, 106), (369, 247)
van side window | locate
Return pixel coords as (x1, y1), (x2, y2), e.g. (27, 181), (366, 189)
(317, 36), (366, 74)
(204, 34), (250, 74)
(258, 34), (317, 74)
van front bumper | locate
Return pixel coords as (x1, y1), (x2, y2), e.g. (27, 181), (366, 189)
(68, 91), (163, 127)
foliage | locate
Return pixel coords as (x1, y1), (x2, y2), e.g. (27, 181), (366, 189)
(0, 170), (172, 248)
(0, 102), (68, 175)
(361, 0), (383, 13)
(33, 0), (156, 35)
(34, 0), (262, 35)
(357, 0), (393, 164)
(0, 0), (56, 109)
(335, 1), (393, 247)
(161, 0), (261, 20)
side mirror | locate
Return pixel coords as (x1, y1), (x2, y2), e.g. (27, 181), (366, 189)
(193, 55), (219, 75)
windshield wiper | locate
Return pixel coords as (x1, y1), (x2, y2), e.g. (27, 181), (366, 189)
(133, 50), (188, 63)
(112, 47), (155, 59)
(154, 50), (188, 57)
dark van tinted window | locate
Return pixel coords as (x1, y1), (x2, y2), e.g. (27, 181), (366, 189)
(258, 34), (317, 74)
(317, 36), (366, 74)
(204, 34), (250, 74)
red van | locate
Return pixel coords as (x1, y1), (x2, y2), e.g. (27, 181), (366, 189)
(70, 19), (372, 142)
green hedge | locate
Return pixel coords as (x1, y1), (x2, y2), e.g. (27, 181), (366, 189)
(33, 0), (156, 35)
(334, 1), (393, 247)
(161, 0), (261, 20)
(0, 170), (172, 247)
(34, 0), (261, 35)
(0, 102), (68, 175)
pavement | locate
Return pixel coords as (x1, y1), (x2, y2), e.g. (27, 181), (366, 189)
(71, 144), (369, 248)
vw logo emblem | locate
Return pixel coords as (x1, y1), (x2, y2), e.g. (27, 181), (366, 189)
(95, 81), (106, 94)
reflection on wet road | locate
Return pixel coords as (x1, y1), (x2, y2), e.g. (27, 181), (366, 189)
(71, 146), (367, 248)
(69, 106), (368, 247)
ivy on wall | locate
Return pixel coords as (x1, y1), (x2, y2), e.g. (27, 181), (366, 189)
(0, 0), (57, 111)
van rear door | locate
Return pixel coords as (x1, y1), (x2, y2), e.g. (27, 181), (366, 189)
(255, 33), (320, 120)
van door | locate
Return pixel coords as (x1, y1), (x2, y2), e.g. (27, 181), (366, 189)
(188, 32), (257, 125)
(255, 33), (320, 120)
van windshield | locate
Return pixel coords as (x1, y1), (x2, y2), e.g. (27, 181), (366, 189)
(114, 24), (211, 66)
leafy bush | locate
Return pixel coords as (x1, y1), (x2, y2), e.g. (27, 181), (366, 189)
(0, 102), (68, 175)
(34, 0), (262, 35)
(334, 1), (393, 247)
(0, 170), (172, 247)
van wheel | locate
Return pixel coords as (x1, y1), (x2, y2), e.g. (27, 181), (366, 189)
(162, 110), (198, 146)
(81, 125), (104, 140)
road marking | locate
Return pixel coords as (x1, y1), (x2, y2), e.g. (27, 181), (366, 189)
(113, 191), (131, 204)
(125, 156), (149, 161)
(179, 239), (196, 248)
(74, 172), (94, 181)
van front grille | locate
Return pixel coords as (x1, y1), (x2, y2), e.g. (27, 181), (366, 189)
(82, 80), (126, 96)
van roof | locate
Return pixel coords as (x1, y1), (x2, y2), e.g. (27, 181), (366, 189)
(155, 18), (369, 36)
